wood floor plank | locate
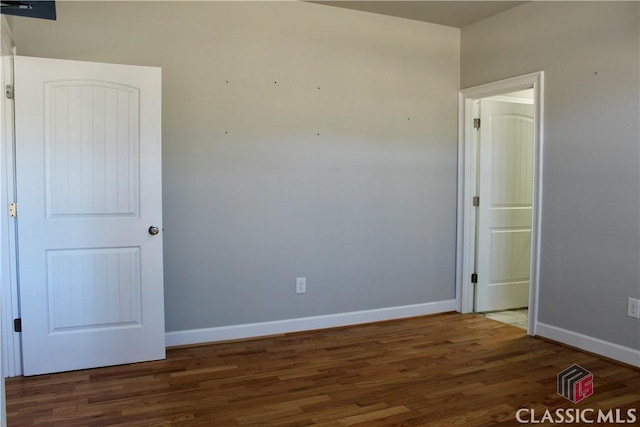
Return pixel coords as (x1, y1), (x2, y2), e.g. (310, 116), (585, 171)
(6, 313), (640, 426)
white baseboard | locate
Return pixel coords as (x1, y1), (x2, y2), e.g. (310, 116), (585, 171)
(536, 322), (640, 368)
(165, 299), (457, 347)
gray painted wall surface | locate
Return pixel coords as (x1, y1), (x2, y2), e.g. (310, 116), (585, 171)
(13, 2), (460, 332)
(462, 1), (640, 349)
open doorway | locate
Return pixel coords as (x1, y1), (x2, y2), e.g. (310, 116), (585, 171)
(456, 72), (544, 336)
(475, 90), (533, 329)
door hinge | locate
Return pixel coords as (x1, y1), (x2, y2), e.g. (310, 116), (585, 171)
(471, 273), (478, 284)
(9, 202), (17, 218)
(5, 84), (14, 100)
(472, 196), (479, 207)
(13, 318), (21, 333)
(473, 118), (481, 129)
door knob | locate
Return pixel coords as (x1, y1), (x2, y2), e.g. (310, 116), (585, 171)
(148, 226), (160, 235)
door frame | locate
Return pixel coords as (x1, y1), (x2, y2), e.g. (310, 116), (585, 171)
(455, 72), (544, 336)
(1, 16), (21, 378)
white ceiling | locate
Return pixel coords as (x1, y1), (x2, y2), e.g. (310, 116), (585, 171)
(311, 1), (528, 28)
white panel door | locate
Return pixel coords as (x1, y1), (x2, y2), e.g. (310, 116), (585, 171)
(475, 99), (534, 312)
(14, 56), (165, 375)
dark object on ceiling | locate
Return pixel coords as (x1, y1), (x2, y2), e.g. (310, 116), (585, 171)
(1, 1), (56, 21)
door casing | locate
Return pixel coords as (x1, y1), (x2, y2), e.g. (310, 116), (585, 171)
(455, 72), (544, 336)
(1, 17), (20, 378)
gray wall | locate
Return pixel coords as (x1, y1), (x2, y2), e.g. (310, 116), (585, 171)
(13, 1), (460, 332)
(462, 1), (640, 349)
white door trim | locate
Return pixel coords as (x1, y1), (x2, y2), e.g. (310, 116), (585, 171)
(0, 16), (21, 378)
(456, 72), (544, 336)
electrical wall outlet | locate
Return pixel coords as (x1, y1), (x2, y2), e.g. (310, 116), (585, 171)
(296, 277), (306, 294)
(627, 298), (640, 319)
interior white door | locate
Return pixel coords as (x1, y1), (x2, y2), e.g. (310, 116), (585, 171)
(15, 56), (165, 375)
(475, 98), (534, 312)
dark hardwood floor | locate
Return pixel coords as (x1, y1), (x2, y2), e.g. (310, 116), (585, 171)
(6, 313), (640, 426)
